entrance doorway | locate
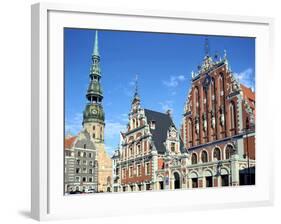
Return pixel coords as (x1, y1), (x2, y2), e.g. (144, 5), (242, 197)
(206, 176), (213, 187)
(159, 181), (164, 190)
(174, 172), (180, 189)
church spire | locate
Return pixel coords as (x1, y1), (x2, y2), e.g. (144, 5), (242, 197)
(93, 30), (99, 56)
(83, 30), (105, 128)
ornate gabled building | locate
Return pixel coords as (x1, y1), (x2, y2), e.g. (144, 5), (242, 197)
(112, 82), (189, 192)
(181, 48), (255, 188)
(64, 31), (112, 194)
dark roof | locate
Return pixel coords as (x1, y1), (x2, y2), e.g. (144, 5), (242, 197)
(144, 109), (185, 154)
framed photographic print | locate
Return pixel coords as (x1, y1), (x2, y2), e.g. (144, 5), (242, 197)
(31, 2), (274, 221)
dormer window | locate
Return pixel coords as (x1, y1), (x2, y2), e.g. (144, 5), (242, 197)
(150, 120), (156, 130)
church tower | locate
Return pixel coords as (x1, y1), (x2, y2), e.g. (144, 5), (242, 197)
(83, 31), (105, 143)
(82, 31), (112, 192)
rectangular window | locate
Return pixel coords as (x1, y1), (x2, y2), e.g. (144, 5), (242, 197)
(82, 177), (87, 182)
(89, 169), (92, 174)
(122, 168), (126, 179)
(75, 168), (80, 174)
(88, 153), (92, 158)
(75, 176), (80, 182)
(171, 142), (176, 152)
(89, 177), (92, 182)
(137, 144), (141, 155)
(145, 162), (150, 175)
(83, 160), (87, 165)
(82, 167), (87, 173)
(129, 166), (133, 177)
(137, 164), (141, 176)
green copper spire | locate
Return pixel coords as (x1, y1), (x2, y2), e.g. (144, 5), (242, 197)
(83, 31), (105, 125)
(93, 30), (99, 56)
(90, 31), (101, 79)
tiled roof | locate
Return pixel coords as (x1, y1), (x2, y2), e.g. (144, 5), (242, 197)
(64, 136), (76, 149)
(240, 84), (255, 101)
(240, 84), (255, 110)
(144, 109), (185, 154)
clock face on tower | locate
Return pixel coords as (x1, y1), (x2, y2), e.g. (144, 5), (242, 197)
(92, 109), (97, 115)
(171, 131), (176, 138)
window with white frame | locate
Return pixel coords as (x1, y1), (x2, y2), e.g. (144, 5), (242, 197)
(145, 162), (150, 175)
(137, 164), (141, 176)
(129, 166), (133, 177)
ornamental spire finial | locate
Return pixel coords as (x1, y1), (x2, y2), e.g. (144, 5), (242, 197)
(134, 74), (138, 97)
(205, 36), (210, 56)
(93, 30), (99, 56)
(224, 49), (227, 59)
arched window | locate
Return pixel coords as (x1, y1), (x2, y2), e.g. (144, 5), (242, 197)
(107, 176), (111, 184)
(137, 144), (141, 154)
(225, 145), (233, 160)
(132, 119), (136, 129)
(213, 148), (221, 160)
(191, 153), (197, 164)
(201, 151), (208, 163)
(229, 102), (236, 130)
(93, 125), (95, 130)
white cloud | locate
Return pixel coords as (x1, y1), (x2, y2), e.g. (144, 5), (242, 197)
(120, 113), (129, 122)
(163, 75), (186, 88)
(233, 68), (255, 90)
(104, 120), (127, 155)
(105, 120), (126, 140)
(159, 100), (174, 113)
(65, 113), (83, 135)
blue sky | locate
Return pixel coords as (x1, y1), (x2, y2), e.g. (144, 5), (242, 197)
(64, 28), (255, 155)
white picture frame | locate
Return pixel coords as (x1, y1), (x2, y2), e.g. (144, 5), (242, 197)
(31, 2), (274, 221)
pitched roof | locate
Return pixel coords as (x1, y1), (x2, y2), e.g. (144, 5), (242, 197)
(240, 84), (255, 110)
(240, 84), (255, 101)
(74, 130), (96, 150)
(64, 136), (76, 149)
(144, 109), (185, 154)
